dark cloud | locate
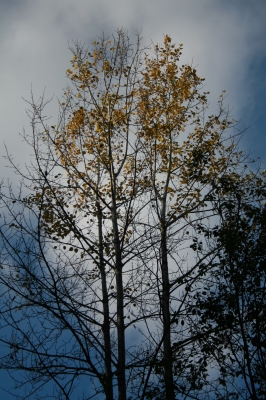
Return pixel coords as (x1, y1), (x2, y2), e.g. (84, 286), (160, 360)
(0, 0), (265, 171)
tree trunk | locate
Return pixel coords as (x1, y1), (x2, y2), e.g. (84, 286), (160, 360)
(111, 199), (126, 400)
(97, 199), (114, 400)
(161, 224), (175, 400)
(115, 264), (126, 400)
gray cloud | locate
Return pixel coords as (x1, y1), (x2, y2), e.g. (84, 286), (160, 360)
(0, 0), (265, 177)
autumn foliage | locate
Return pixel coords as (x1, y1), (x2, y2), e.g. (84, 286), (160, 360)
(1, 30), (266, 400)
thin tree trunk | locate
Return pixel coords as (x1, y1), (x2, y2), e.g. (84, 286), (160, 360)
(97, 198), (114, 400)
(161, 225), (175, 400)
(115, 263), (126, 400)
(111, 199), (126, 400)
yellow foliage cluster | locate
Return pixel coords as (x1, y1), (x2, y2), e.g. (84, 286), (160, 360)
(31, 32), (242, 244)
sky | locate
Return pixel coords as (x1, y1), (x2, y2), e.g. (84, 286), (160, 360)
(0, 0), (266, 398)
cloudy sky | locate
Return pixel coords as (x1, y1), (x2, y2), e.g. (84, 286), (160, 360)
(1, 0), (266, 175)
(0, 0), (266, 397)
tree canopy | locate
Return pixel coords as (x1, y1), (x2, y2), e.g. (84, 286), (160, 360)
(1, 29), (266, 400)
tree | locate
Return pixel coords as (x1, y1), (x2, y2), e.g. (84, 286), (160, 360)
(0, 29), (260, 400)
(197, 169), (266, 399)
